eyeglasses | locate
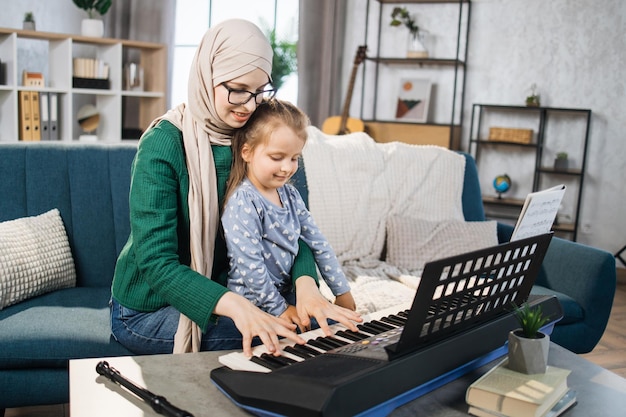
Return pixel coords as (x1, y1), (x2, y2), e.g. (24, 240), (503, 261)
(220, 83), (276, 105)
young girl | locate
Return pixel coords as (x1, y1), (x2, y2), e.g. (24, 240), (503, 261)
(222, 99), (356, 331)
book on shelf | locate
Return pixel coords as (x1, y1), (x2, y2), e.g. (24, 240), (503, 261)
(18, 90), (32, 141)
(30, 91), (41, 141)
(468, 389), (577, 417)
(466, 358), (571, 417)
(511, 184), (566, 241)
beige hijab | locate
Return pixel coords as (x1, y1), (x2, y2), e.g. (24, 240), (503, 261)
(144, 19), (272, 353)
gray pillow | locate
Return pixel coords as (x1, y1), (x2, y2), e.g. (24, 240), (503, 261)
(386, 216), (498, 271)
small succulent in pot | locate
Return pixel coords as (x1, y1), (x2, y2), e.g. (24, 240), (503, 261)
(508, 302), (552, 374)
(512, 302), (550, 338)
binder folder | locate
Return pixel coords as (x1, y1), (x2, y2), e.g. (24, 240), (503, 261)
(40, 92), (50, 140)
(18, 91), (33, 141)
(30, 91), (41, 141)
(49, 93), (59, 140)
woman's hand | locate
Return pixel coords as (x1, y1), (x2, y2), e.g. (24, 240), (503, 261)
(279, 305), (309, 333)
(214, 292), (305, 358)
(294, 276), (362, 336)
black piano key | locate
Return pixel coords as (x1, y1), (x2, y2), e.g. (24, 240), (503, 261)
(359, 322), (386, 334)
(307, 338), (335, 351)
(357, 323), (383, 335)
(381, 316), (405, 326)
(284, 345), (313, 359)
(370, 319), (395, 330)
(335, 330), (365, 342)
(319, 336), (348, 348)
(261, 353), (297, 366)
(390, 314), (408, 323)
(397, 310), (409, 318)
(293, 343), (323, 357)
(250, 355), (282, 370)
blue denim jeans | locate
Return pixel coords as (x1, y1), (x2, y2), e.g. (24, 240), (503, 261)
(110, 297), (247, 355)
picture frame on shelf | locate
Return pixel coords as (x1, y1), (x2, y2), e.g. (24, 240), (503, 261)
(395, 78), (431, 123)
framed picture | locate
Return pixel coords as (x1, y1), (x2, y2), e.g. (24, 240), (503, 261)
(395, 78), (432, 123)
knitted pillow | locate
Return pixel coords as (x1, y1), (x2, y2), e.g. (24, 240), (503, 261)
(0, 209), (76, 309)
(386, 216), (498, 271)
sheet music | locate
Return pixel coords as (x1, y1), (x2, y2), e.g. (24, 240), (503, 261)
(511, 184), (566, 241)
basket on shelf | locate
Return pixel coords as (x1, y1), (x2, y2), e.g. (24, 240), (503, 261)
(488, 127), (533, 144)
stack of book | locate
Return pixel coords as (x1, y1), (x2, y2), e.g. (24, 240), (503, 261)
(466, 358), (576, 417)
(72, 57), (110, 89)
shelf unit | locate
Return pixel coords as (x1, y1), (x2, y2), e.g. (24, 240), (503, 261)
(0, 28), (166, 142)
(359, 0), (471, 149)
(468, 103), (592, 241)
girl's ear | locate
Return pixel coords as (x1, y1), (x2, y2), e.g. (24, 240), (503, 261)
(241, 143), (252, 163)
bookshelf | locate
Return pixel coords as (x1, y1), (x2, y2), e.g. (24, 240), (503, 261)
(0, 28), (166, 142)
(468, 104), (591, 241)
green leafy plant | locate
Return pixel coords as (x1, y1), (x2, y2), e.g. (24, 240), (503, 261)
(556, 152), (568, 160)
(390, 7), (420, 35)
(72, 0), (113, 19)
(24, 12), (35, 23)
(511, 302), (550, 339)
(266, 29), (297, 92)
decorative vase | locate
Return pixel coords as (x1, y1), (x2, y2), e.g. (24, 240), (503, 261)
(407, 30), (428, 58)
(23, 21), (36, 31)
(507, 329), (549, 374)
(81, 19), (104, 38)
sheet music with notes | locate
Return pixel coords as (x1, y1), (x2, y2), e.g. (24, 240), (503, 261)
(511, 184), (566, 241)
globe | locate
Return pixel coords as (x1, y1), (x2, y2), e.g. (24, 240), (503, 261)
(493, 174), (511, 198)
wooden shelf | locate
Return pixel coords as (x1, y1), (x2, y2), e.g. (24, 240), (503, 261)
(0, 28), (166, 142)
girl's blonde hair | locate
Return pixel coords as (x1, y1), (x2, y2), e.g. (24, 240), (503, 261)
(224, 99), (310, 206)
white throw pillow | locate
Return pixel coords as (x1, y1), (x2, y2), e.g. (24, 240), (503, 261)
(0, 209), (76, 309)
(386, 216), (498, 271)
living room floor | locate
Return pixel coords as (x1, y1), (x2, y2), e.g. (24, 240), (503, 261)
(6, 268), (626, 417)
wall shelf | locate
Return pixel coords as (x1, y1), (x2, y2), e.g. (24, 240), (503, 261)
(359, 0), (471, 149)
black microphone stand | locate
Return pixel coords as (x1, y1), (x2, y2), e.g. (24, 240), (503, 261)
(96, 360), (194, 417)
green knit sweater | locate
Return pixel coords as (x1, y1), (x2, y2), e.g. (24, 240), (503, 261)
(111, 120), (317, 332)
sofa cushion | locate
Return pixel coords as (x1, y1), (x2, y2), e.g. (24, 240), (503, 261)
(386, 216), (498, 271)
(530, 285), (584, 325)
(0, 287), (133, 368)
(0, 209), (76, 309)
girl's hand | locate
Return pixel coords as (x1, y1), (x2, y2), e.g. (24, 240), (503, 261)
(334, 292), (357, 311)
(279, 305), (309, 333)
(214, 292), (305, 358)
(294, 276), (362, 336)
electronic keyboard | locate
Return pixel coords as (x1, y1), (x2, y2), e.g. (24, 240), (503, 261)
(211, 233), (560, 417)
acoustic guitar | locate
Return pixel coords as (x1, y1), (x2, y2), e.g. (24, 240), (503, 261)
(321, 45), (367, 135)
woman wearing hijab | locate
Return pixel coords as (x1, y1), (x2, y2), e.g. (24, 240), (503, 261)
(110, 19), (361, 358)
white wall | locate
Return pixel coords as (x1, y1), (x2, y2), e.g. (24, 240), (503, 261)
(344, 0), (626, 256)
(3, 0), (625, 256)
(0, 0), (89, 35)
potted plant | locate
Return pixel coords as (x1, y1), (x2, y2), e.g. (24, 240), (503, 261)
(73, 0), (112, 38)
(554, 152), (569, 171)
(508, 302), (551, 374)
(266, 29), (297, 92)
(390, 7), (428, 58)
(526, 83), (541, 107)
(23, 12), (36, 31)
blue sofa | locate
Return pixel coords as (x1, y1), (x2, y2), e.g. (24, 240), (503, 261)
(0, 141), (616, 411)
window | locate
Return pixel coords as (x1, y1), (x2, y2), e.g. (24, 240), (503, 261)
(172, 0), (299, 108)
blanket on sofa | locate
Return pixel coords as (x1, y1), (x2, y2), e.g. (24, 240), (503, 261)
(302, 127), (471, 314)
